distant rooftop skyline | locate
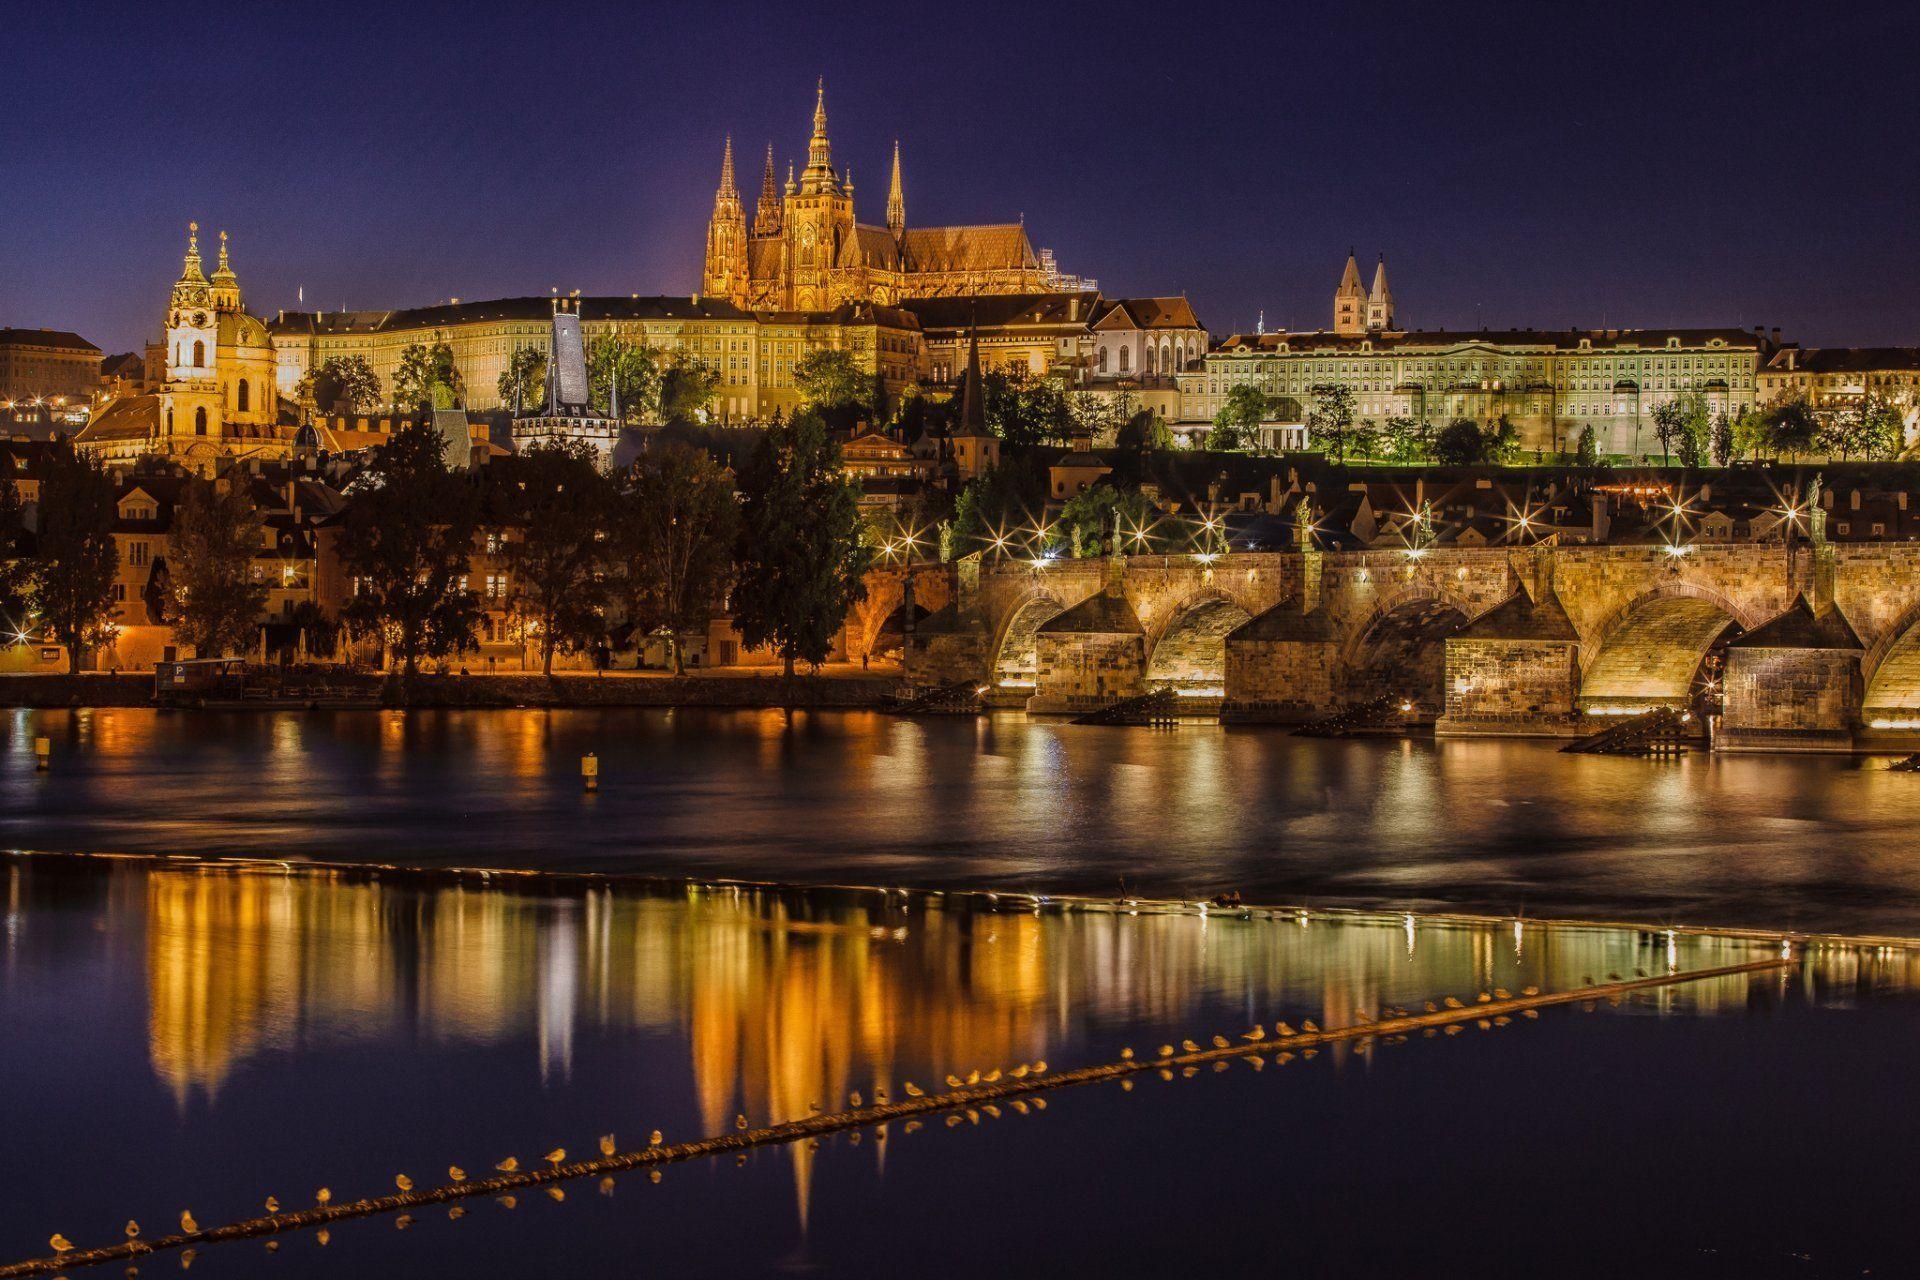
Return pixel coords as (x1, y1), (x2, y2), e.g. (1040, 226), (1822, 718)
(3, 0), (1917, 353)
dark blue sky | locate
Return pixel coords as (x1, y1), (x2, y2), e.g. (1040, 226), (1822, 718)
(5, 1), (1916, 354)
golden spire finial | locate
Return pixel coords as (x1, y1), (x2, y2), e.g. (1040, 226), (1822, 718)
(217, 230), (231, 271)
(188, 221), (199, 250)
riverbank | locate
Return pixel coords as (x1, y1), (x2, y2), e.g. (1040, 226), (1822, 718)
(0, 669), (903, 710)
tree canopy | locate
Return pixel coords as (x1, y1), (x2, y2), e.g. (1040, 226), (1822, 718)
(164, 473), (269, 658)
(392, 341), (459, 410)
(29, 440), (120, 673)
(501, 442), (614, 675)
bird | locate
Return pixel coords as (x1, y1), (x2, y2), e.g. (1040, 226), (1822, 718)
(1301, 1019), (1320, 1033)
(1013, 1099), (1032, 1114)
(1032, 1098), (1047, 1111)
(449, 1205), (468, 1220)
(545, 1148), (566, 1170)
(966, 1070), (981, 1086)
(545, 1188), (564, 1204)
(1009, 1064), (1028, 1079)
(317, 1228), (331, 1246)
(601, 1134), (617, 1156)
(946, 1114), (963, 1128)
(1275, 1022), (1296, 1037)
(1355, 1010), (1374, 1024)
(180, 1211), (198, 1234)
(904, 1082), (924, 1098)
(48, 1234), (73, 1255)
(1635, 968), (1648, 979)
(126, 1220), (140, 1241)
(904, 1120), (923, 1133)
(397, 1214), (415, 1230)
(1476, 992), (1492, 1004)
(1182, 1039), (1200, 1053)
(1521, 985), (1540, 997)
(1443, 997), (1463, 1009)
(1248, 1055), (1265, 1070)
(648, 1171), (661, 1185)
(735, 1114), (748, 1131)
(945, 1075), (963, 1089)
(267, 1239), (280, 1252)
(1494, 988), (1511, 1000)
(495, 1158), (519, 1174)
(1424, 1001), (1437, 1013)
(1243, 1027), (1266, 1042)
(983, 1070), (1001, 1084)
(983, 1105), (1001, 1119)
(1159, 1045), (1174, 1057)
(499, 1195), (519, 1209)
(395, 1175), (413, 1193)
(448, 1168), (465, 1184)
(1120, 1047), (1135, 1060)
(317, 1188), (333, 1206)
(1212, 1035), (1230, 1049)
(875, 1089), (889, 1103)
(649, 1131), (663, 1148)
(264, 1196), (280, 1214)
(850, 1090), (863, 1107)
(1033, 1060), (1047, 1074)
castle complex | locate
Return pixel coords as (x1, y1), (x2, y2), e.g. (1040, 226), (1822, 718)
(701, 84), (1073, 309)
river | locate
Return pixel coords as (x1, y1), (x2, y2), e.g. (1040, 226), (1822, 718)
(4, 707), (1919, 935)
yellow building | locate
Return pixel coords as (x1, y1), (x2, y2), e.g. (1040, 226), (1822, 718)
(78, 225), (289, 473)
(703, 83), (1076, 310)
(270, 295), (924, 424)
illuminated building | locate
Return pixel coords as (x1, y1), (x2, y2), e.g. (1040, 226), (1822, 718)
(0, 328), (101, 421)
(703, 83), (1078, 310)
(77, 224), (291, 473)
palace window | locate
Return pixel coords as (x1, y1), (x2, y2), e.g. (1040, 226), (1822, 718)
(192, 341), (205, 367)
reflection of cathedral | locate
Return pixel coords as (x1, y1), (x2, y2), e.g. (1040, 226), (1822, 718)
(78, 224), (290, 473)
(703, 84), (1071, 310)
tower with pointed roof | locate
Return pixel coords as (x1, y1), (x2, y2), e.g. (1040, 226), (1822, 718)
(701, 136), (749, 301)
(886, 140), (906, 241)
(707, 80), (1064, 310)
(1333, 249), (1366, 336)
(1365, 255), (1394, 333)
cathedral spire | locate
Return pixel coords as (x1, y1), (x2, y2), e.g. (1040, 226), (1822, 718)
(1334, 247), (1366, 335)
(718, 135), (739, 200)
(886, 140), (905, 239)
(754, 142), (782, 235)
(801, 78), (837, 193)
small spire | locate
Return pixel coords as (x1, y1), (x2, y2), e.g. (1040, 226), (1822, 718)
(887, 141), (905, 238)
(718, 135), (738, 199)
(958, 306), (987, 436)
(754, 143), (783, 236)
(177, 220), (207, 284)
(803, 78), (834, 190)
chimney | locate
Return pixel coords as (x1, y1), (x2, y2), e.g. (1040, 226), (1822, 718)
(1771, 327), (1781, 347)
(1591, 493), (1611, 543)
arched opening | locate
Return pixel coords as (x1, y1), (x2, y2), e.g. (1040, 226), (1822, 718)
(1146, 597), (1253, 696)
(1097, 347), (1108, 373)
(1118, 346), (1130, 374)
(193, 407), (208, 436)
(1580, 593), (1743, 713)
(1344, 597), (1470, 715)
(993, 596), (1065, 689)
(1862, 607), (1920, 723)
(192, 340), (205, 368)
(870, 601), (931, 663)
(237, 379), (249, 412)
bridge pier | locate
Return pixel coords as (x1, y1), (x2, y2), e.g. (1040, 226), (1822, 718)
(1028, 591), (1146, 715)
(1219, 601), (1337, 723)
(1716, 598), (1863, 752)
(1436, 590), (1583, 738)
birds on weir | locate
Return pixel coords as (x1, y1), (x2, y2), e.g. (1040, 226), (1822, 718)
(125, 1220), (140, 1241)
(1301, 1020), (1320, 1033)
(649, 1131), (663, 1148)
(601, 1134), (617, 1156)
(1276, 1022), (1296, 1037)
(1242, 1027), (1265, 1042)
(264, 1196), (280, 1214)
(904, 1082), (924, 1097)
(48, 1234), (72, 1255)
(495, 1158), (519, 1174)
(180, 1210), (198, 1234)
(448, 1167), (465, 1184)
(395, 1175), (413, 1194)
(316, 1188), (332, 1206)
(1212, 1035), (1230, 1049)
(1182, 1039), (1200, 1052)
(545, 1148), (566, 1170)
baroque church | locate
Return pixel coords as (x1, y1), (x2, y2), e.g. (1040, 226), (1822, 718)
(78, 224), (289, 472)
(702, 83), (1071, 310)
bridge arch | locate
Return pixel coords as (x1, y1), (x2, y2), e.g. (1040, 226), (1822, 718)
(1578, 583), (1753, 709)
(990, 591), (1069, 689)
(1860, 596), (1920, 716)
(1341, 590), (1476, 713)
(1145, 594), (1255, 695)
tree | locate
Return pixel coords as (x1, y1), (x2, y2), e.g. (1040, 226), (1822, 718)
(1380, 415), (1426, 463)
(0, 469), (27, 631)
(1730, 405), (1770, 460)
(948, 461), (1047, 558)
(1307, 384), (1356, 461)
(297, 355), (380, 414)
(731, 409), (872, 677)
(1432, 418), (1489, 466)
(659, 354), (721, 424)
(1651, 390), (1709, 466)
(614, 443), (739, 674)
(587, 335), (660, 422)
(983, 371), (1074, 447)
(1818, 394), (1903, 461)
(794, 349), (875, 430)
(1709, 412), (1734, 467)
(1762, 397), (1820, 460)
(29, 440), (119, 674)
(500, 443), (613, 675)
(1207, 384), (1266, 451)
(164, 474), (269, 658)
(1115, 410), (1174, 453)
(1575, 424), (1600, 467)
(497, 345), (546, 412)
(392, 340), (459, 410)
(1071, 392), (1124, 444)
(337, 419), (482, 678)
(1057, 482), (1157, 557)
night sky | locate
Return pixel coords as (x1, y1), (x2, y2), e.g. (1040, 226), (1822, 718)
(5, 0), (1916, 355)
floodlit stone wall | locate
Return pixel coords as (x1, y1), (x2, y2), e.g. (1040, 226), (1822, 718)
(1720, 647), (1860, 749)
(1439, 639), (1580, 732)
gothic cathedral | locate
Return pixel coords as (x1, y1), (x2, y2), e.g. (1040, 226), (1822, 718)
(702, 83), (1067, 310)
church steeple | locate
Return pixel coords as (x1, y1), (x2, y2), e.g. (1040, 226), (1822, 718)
(703, 136), (748, 303)
(800, 79), (839, 194)
(956, 315), (988, 437)
(1366, 254), (1394, 332)
(718, 135), (739, 202)
(209, 230), (241, 311)
(754, 142), (783, 236)
(886, 140), (905, 239)
(176, 222), (208, 289)
(1333, 248), (1366, 336)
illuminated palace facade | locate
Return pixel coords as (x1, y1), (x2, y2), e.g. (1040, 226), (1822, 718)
(1178, 251), (1773, 456)
(702, 84), (1081, 310)
(271, 296), (925, 424)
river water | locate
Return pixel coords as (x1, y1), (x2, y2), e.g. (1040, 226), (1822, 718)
(5, 709), (1919, 1276)
(4, 707), (1920, 935)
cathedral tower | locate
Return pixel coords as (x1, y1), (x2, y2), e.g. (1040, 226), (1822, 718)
(702, 136), (749, 303)
(784, 81), (855, 309)
(886, 140), (905, 240)
(754, 143), (783, 236)
(1365, 255), (1394, 332)
(1333, 249), (1366, 336)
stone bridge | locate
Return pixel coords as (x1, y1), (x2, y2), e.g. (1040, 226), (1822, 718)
(901, 541), (1920, 750)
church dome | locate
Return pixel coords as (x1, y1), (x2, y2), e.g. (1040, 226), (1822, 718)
(218, 310), (273, 349)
